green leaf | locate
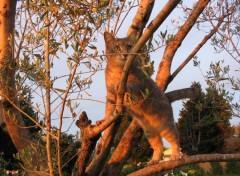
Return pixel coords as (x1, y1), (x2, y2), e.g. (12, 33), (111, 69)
(88, 44), (97, 50)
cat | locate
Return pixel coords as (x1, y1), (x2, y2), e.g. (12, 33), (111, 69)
(103, 31), (200, 164)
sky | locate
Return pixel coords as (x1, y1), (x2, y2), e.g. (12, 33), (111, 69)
(23, 0), (239, 136)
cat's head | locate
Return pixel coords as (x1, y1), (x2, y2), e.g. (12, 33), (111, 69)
(104, 32), (135, 66)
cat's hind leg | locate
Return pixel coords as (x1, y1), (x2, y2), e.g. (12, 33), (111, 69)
(160, 127), (181, 160)
(145, 132), (163, 165)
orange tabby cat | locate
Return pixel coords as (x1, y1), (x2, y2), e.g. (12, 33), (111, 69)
(104, 31), (199, 164)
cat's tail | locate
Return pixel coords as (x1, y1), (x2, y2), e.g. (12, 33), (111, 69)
(165, 87), (201, 103)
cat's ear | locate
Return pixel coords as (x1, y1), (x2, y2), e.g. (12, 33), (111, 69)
(104, 32), (114, 44)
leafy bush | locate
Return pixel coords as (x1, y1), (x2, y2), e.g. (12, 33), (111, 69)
(226, 161), (240, 174)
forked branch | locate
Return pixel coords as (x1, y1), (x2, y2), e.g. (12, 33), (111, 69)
(155, 0), (210, 91)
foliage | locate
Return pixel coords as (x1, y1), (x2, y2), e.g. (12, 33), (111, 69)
(13, 0), (110, 174)
(18, 86), (42, 137)
(205, 61), (240, 118)
(15, 0), (108, 106)
(226, 161), (240, 174)
(209, 0), (240, 63)
(0, 154), (8, 176)
(177, 83), (233, 155)
(205, 0), (240, 118)
(50, 129), (81, 174)
(120, 163), (145, 176)
(211, 162), (224, 175)
(0, 87), (42, 170)
(15, 130), (80, 175)
(159, 161), (240, 176)
(15, 143), (47, 174)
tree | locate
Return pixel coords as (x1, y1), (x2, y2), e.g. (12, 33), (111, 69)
(235, 124), (240, 137)
(1, 0), (240, 175)
(0, 89), (40, 170)
(1, 0), (109, 175)
(204, 0), (240, 118)
(14, 0), (110, 175)
(177, 83), (233, 155)
(0, 0), (33, 153)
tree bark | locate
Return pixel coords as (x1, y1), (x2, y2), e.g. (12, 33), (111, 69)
(0, 0), (32, 152)
(127, 0), (155, 38)
(128, 154), (240, 176)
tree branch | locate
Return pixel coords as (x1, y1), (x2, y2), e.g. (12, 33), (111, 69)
(128, 154), (240, 176)
(0, 0), (33, 151)
(127, 0), (155, 37)
(170, 14), (227, 82)
(155, 0), (210, 91)
(84, 109), (123, 175)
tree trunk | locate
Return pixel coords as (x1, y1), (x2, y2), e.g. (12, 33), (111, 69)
(86, 121), (120, 176)
(0, 0), (32, 152)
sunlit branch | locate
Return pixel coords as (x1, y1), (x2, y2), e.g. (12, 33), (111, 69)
(171, 14), (227, 82)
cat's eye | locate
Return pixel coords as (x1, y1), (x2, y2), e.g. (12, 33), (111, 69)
(115, 45), (120, 51)
(127, 45), (133, 51)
